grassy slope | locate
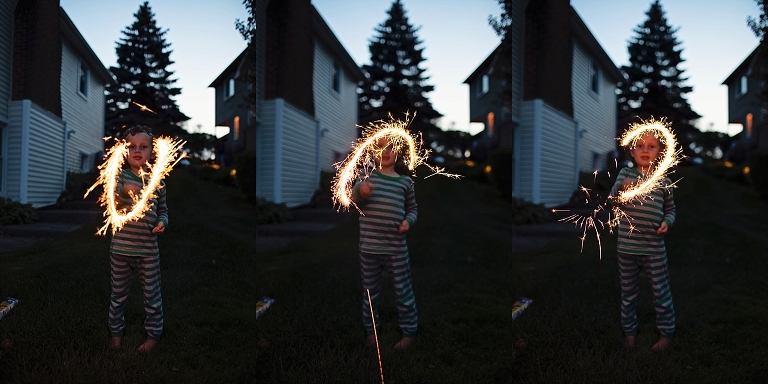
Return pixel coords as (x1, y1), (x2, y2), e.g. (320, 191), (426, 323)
(0, 166), (766, 383)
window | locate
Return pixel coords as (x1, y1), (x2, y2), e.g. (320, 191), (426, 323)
(224, 78), (235, 100)
(590, 60), (600, 94)
(80, 152), (92, 173)
(746, 113), (753, 137)
(233, 115), (240, 140)
(78, 59), (89, 97)
(737, 75), (748, 97)
(332, 61), (341, 93)
(487, 112), (495, 137)
(477, 74), (489, 96)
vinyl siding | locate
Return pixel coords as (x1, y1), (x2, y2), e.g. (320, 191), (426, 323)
(4, 101), (23, 200)
(0, 0), (15, 124)
(279, 102), (316, 206)
(256, 100), (276, 201)
(513, 101), (535, 200)
(60, 41), (107, 174)
(26, 101), (66, 207)
(571, 42), (618, 172)
(312, 41), (358, 172)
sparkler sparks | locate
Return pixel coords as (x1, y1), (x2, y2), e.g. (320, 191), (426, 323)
(85, 136), (186, 235)
(131, 101), (157, 114)
(367, 289), (385, 384)
(553, 118), (682, 259)
(332, 115), (460, 210)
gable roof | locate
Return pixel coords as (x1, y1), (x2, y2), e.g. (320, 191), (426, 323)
(722, 44), (760, 85)
(59, 7), (114, 86)
(209, 5), (364, 88)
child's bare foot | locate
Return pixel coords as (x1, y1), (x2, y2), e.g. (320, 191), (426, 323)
(651, 337), (672, 351)
(622, 335), (636, 349)
(393, 336), (413, 351)
(365, 335), (377, 348)
(109, 337), (122, 350)
(137, 339), (158, 353)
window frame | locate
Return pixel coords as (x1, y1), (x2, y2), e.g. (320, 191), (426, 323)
(78, 59), (89, 98)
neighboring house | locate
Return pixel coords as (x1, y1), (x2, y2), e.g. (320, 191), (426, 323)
(722, 44), (768, 161)
(0, 0), (113, 207)
(210, 0), (364, 207)
(464, 0), (622, 207)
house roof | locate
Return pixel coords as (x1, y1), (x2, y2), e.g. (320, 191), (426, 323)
(59, 7), (115, 86)
(208, 5), (364, 88)
(463, 6), (623, 85)
(722, 44), (760, 85)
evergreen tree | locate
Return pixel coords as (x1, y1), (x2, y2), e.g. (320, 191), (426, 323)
(105, 1), (188, 137)
(488, 0), (512, 107)
(748, 0), (768, 105)
(617, 0), (700, 155)
(358, 0), (442, 135)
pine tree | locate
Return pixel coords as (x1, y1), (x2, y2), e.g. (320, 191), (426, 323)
(358, 0), (442, 135)
(748, 0), (768, 105)
(617, 0), (700, 155)
(105, 1), (188, 137)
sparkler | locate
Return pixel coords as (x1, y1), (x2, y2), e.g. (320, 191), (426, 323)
(554, 118), (682, 259)
(367, 289), (385, 384)
(131, 101), (157, 114)
(332, 115), (460, 211)
(85, 136), (186, 235)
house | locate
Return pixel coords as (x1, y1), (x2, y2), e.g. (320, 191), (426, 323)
(722, 44), (768, 161)
(0, 0), (113, 207)
(209, 0), (365, 207)
(464, 0), (622, 207)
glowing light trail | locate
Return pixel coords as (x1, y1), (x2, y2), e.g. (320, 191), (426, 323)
(85, 136), (186, 235)
(131, 101), (157, 114)
(367, 289), (385, 384)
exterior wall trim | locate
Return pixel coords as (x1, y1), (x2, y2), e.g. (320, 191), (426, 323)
(20, 99), (31, 203)
(273, 98), (284, 203)
(532, 98), (542, 204)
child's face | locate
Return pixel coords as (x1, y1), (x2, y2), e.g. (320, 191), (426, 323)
(630, 133), (661, 170)
(374, 137), (396, 169)
(126, 132), (152, 171)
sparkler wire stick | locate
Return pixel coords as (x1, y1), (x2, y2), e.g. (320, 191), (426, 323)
(367, 289), (385, 384)
(85, 136), (186, 235)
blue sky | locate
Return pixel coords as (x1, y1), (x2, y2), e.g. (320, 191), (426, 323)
(59, 0), (762, 138)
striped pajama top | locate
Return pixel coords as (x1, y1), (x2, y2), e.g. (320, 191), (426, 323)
(352, 170), (417, 255)
(610, 166), (675, 256)
(110, 168), (168, 258)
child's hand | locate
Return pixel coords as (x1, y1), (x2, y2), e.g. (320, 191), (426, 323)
(124, 183), (141, 197)
(621, 178), (635, 191)
(359, 181), (373, 199)
(398, 220), (410, 234)
(152, 222), (166, 234)
(656, 222), (668, 236)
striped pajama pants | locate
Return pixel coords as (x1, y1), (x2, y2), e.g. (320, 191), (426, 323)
(108, 253), (164, 340)
(360, 252), (418, 338)
(617, 252), (675, 338)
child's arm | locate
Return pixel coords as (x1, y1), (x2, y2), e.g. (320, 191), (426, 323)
(657, 178), (676, 235)
(610, 168), (628, 199)
(152, 181), (168, 234)
(400, 181), (417, 233)
(352, 180), (372, 204)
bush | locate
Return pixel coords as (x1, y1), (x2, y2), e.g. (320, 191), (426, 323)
(235, 151), (257, 197)
(748, 149), (768, 198)
(248, 197), (293, 224)
(197, 164), (236, 187)
(710, 163), (749, 185)
(507, 197), (548, 225)
(66, 171), (98, 197)
(0, 197), (39, 225)
(490, 148), (513, 196)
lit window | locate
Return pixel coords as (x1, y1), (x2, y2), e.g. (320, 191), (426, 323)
(487, 112), (495, 137)
(746, 113), (753, 137)
(234, 115), (240, 140)
(477, 74), (489, 96)
(332, 61), (341, 93)
(738, 75), (748, 96)
(590, 60), (600, 94)
(78, 60), (89, 97)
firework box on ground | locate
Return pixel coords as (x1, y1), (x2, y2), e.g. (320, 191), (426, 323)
(255, 297), (274, 320)
(0, 297), (18, 321)
(511, 297), (532, 321)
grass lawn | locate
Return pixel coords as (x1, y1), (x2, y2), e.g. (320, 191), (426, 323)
(1, 165), (767, 383)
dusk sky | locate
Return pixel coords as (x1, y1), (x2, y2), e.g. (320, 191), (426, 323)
(59, 0), (762, 139)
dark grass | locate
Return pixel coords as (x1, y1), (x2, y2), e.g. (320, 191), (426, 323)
(1, 166), (767, 383)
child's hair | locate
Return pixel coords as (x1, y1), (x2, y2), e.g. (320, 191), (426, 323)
(119, 125), (154, 140)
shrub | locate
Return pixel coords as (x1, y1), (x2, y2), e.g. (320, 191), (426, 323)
(710, 163), (749, 185)
(748, 149), (768, 198)
(198, 164), (236, 187)
(235, 151), (257, 197)
(66, 171), (98, 197)
(0, 197), (39, 225)
(248, 197), (293, 224)
(507, 197), (548, 225)
(490, 148), (513, 196)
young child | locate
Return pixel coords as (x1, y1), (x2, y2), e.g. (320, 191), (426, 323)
(352, 136), (418, 351)
(108, 125), (167, 352)
(610, 131), (676, 351)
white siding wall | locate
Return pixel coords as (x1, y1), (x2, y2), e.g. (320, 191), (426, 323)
(312, 42), (358, 172)
(280, 102), (317, 207)
(4, 101), (23, 200)
(27, 102), (65, 207)
(572, 42), (618, 173)
(0, 0), (15, 125)
(60, 42), (107, 174)
(514, 99), (577, 207)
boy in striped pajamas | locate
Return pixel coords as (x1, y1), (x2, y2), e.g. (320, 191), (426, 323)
(108, 125), (167, 352)
(611, 131), (675, 351)
(353, 136), (418, 351)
